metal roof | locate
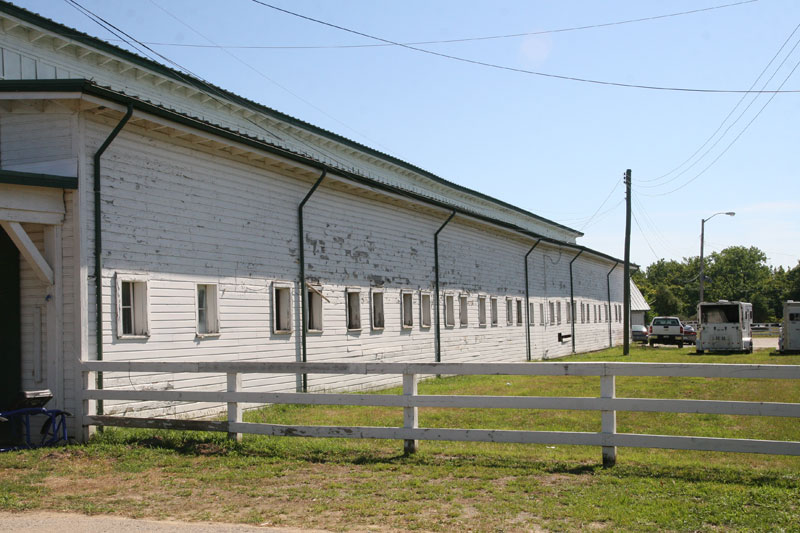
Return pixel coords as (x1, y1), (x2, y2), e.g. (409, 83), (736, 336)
(630, 280), (650, 312)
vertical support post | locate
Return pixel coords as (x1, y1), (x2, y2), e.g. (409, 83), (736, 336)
(227, 371), (242, 443)
(403, 373), (418, 454)
(623, 169), (632, 356)
(524, 240), (541, 361)
(606, 262), (618, 348)
(434, 211), (456, 363)
(569, 249), (584, 354)
(601, 373), (616, 467)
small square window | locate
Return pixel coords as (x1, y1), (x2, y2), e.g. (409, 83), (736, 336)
(491, 297), (498, 326)
(116, 275), (149, 338)
(459, 294), (469, 327)
(196, 283), (219, 336)
(506, 299), (514, 326)
(402, 291), (414, 328)
(346, 289), (361, 331)
(444, 293), (455, 327)
(420, 292), (432, 328)
(371, 289), (385, 330)
(307, 285), (323, 332)
(478, 295), (487, 327)
(272, 283), (293, 334)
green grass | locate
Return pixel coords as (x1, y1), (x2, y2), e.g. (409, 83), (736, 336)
(0, 345), (798, 532)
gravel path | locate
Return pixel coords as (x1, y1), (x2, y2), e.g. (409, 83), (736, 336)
(0, 512), (330, 533)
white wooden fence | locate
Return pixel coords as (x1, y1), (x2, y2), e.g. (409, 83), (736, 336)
(81, 361), (800, 466)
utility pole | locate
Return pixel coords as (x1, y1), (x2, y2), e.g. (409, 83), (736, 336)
(623, 169), (631, 356)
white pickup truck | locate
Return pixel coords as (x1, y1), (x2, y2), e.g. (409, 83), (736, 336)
(648, 316), (684, 348)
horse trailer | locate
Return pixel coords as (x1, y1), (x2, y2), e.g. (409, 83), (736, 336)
(696, 300), (754, 354)
(780, 301), (800, 354)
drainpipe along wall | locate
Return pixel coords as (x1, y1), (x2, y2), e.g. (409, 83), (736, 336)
(434, 211), (456, 363)
(524, 239), (541, 361)
(568, 249), (584, 354)
(298, 169), (326, 393)
(94, 104), (133, 416)
(606, 262), (619, 347)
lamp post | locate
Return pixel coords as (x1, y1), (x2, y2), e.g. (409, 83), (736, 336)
(699, 211), (735, 305)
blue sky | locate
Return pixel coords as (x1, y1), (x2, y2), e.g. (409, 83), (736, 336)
(15, 0), (800, 269)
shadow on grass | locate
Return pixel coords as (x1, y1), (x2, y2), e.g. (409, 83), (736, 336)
(87, 430), (798, 489)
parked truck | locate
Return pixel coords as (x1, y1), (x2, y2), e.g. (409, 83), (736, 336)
(696, 300), (753, 354)
(779, 301), (800, 354)
(648, 316), (684, 348)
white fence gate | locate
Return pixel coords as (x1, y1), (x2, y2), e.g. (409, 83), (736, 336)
(82, 361), (800, 466)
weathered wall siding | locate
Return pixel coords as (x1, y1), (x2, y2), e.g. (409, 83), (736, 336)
(18, 223), (48, 392)
(78, 113), (626, 420)
(0, 112), (73, 169)
(0, 25), (577, 242)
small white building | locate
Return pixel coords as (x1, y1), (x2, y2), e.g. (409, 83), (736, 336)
(630, 280), (650, 326)
(0, 3), (629, 439)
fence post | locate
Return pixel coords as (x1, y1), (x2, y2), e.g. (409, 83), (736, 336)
(227, 371), (242, 443)
(601, 374), (616, 467)
(403, 373), (418, 454)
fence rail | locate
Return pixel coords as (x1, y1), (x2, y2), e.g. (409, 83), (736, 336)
(81, 361), (800, 466)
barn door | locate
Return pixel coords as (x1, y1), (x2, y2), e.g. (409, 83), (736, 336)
(0, 224), (21, 417)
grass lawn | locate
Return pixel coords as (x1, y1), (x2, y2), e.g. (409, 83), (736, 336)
(1, 346), (798, 532)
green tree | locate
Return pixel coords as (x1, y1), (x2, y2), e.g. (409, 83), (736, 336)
(786, 262), (800, 302)
(652, 285), (681, 316)
(704, 246), (771, 304)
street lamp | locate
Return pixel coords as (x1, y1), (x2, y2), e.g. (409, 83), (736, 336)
(699, 211), (735, 305)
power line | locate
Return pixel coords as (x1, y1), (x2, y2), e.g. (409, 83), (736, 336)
(631, 210), (661, 261)
(578, 178), (622, 231)
(250, 0), (800, 94)
(106, 1), (759, 50)
(638, 22), (800, 186)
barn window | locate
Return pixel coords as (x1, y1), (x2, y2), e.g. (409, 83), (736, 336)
(346, 288), (361, 331)
(528, 302), (534, 326)
(444, 293), (455, 327)
(371, 289), (385, 330)
(580, 302), (585, 324)
(491, 297), (498, 326)
(272, 283), (293, 334)
(478, 295), (487, 326)
(516, 299), (522, 326)
(556, 301), (562, 325)
(539, 303), (545, 326)
(566, 301), (572, 324)
(506, 298), (514, 325)
(402, 290), (414, 328)
(420, 292), (432, 328)
(459, 294), (469, 327)
(116, 275), (149, 338)
(306, 285), (323, 332)
(549, 301), (555, 325)
(196, 283), (219, 336)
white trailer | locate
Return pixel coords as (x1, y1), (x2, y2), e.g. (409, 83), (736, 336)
(696, 300), (754, 354)
(779, 301), (800, 354)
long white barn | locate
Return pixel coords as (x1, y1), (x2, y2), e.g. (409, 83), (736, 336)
(0, 2), (628, 440)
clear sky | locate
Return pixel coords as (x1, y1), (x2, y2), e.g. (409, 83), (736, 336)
(14, 0), (800, 270)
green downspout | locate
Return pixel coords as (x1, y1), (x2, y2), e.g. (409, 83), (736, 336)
(568, 249), (584, 354)
(524, 239), (542, 361)
(298, 169), (327, 393)
(606, 262), (619, 347)
(94, 104), (133, 416)
(434, 211), (456, 363)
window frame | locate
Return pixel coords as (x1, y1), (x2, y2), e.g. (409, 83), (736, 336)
(115, 273), (150, 339)
(459, 293), (469, 327)
(420, 291), (432, 329)
(444, 292), (456, 328)
(306, 284), (324, 333)
(401, 289), (414, 329)
(490, 297), (499, 327)
(477, 294), (487, 327)
(371, 288), (385, 331)
(272, 281), (294, 335)
(506, 298), (514, 326)
(195, 282), (220, 338)
(346, 287), (362, 332)
(516, 299), (523, 326)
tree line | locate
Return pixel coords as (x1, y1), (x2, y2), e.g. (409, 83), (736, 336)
(632, 246), (800, 323)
